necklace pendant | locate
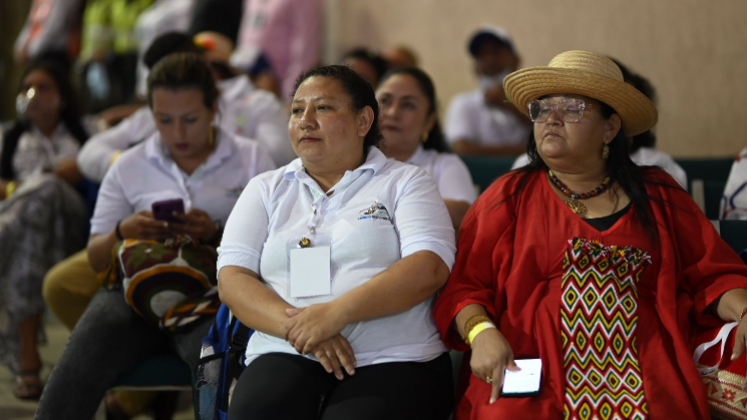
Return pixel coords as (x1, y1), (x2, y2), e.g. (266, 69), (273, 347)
(566, 199), (587, 217)
(298, 236), (312, 248)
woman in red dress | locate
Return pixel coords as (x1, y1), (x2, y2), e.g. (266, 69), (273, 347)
(434, 50), (747, 420)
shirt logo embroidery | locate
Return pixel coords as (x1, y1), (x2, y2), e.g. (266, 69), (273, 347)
(358, 202), (390, 221)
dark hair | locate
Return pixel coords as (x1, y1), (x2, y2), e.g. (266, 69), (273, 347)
(379, 67), (449, 153)
(469, 34), (514, 57)
(1, 61), (89, 180)
(292, 65), (383, 154)
(610, 58), (658, 152)
(147, 53), (220, 110)
(207, 61), (236, 81)
(143, 32), (202, 70)
(516, 99), (660, 240)
(342, 48), (389, 86)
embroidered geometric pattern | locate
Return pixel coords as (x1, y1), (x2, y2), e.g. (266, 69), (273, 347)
(561, 238), (651, 420)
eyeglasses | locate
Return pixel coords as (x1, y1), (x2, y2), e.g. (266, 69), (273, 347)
(527, 98), (589, 123)
(15, 88), (35, 115)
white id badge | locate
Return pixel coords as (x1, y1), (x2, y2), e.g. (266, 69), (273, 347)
(290, 247), (331, 298)
(501, 358), (542, 397)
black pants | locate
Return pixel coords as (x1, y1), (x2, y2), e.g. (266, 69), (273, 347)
(35, 288), (211, 420)
(228, 352), (454, 420)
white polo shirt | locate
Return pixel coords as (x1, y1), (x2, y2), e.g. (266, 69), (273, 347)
(406, 146), (477, 204)
(78, 75), (293, 183)
(218, 147), (455, 367)
(445, 89), (529, 147)
(90, 129), (276, 235)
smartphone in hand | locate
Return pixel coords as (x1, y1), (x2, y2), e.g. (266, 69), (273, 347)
(501, 358), (542, 397)
(151, 198), (184, 223)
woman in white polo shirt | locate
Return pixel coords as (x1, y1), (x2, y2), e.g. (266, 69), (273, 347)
(218, 65), (456, 420)
(35, 53), (276, 419)
(376, 67), (477, 230)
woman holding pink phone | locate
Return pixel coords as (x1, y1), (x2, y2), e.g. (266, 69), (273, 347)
(35, 52), (276, 419)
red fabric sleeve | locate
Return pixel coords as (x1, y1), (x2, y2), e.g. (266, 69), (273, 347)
(648, 169), (747, 320)
(433, 175), (520, 351)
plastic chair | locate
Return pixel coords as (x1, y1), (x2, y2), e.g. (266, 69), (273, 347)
(97, 354), (193, 420)
(111, 354), (192, 390)
(459, 156), (516, 194)
(713, 220), (747, 253)
(675, 157), (733, 219)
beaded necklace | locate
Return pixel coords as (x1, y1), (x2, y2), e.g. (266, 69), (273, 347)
(547, 170), (611, 217)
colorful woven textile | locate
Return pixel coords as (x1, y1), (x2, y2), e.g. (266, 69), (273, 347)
(561, 238), (651, 420)
(99, 236), (218, 329)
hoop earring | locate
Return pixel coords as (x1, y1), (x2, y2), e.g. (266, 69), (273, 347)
(208, 127), (216, 148)
(602, 143), (610, 159)
(421, 132), (429, 143)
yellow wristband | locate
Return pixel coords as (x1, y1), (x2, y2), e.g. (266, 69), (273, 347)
(5, 181), (17, 198)
(468, 322), (496, 345)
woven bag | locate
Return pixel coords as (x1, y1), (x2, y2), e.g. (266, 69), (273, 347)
(694, 321), (747, 420)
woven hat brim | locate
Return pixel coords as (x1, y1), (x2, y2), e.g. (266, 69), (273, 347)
(504, 67), (658, 136)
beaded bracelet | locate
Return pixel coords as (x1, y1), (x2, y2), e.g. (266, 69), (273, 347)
(740, 307), (747, 322)
(462, 314), (493, 343)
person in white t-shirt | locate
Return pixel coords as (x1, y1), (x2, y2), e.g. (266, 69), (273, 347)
(511, 59), (687, 189)
(376, 67), (477, 230)
(35, 53), (276, 419)
(445, 25), (530, 156)
(218, 65), (456, 419)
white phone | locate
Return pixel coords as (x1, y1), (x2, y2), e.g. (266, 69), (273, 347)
(501, 358), (542, 397)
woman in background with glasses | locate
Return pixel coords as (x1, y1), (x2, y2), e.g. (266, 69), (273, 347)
(434, 50), (747, 419)
(0, 60), (95, 400)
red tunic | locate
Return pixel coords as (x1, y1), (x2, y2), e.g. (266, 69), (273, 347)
(434, 169), (747, 420)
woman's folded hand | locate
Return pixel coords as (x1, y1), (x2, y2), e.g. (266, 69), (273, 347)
(284, 303), (348, 355)
(311, 334), (356, 380)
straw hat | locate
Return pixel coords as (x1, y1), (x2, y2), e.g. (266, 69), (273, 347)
(503, 50), (658, 136)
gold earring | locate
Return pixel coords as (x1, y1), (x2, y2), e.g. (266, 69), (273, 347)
(421, 132), (429, 143)
(602, 143), (610, 159)
(208, 127), (215, 148)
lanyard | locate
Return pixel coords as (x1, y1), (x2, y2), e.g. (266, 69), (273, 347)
(299, 185), (325, 248)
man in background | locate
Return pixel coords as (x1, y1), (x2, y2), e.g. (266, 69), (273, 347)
(445, 25), (530, 156)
